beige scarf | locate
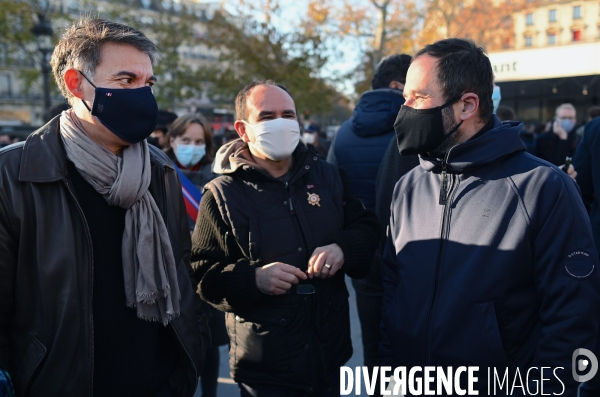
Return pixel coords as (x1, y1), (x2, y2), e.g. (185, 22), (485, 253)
(59, 110), (180, 325)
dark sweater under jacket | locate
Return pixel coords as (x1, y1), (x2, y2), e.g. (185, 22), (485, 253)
(67, 161), (179, 397)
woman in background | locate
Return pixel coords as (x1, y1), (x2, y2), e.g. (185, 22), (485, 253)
(167, 113), (215, 191)
(166, 113), (228, 397)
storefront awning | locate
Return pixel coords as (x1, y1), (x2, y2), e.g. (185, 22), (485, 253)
(489, 42), (600, 82)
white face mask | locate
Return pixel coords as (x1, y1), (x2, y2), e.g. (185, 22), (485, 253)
(243, 118), (300, 161)
(302, 132), (316, 145)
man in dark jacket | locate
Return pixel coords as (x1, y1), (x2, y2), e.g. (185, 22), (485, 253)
(573, 116), (600, 254)
(382, 38), (600, 395)
(534, 103), (580, 166)
(574, 111), (600, 397)
(0, 18), (208, 396)
(191, 81), (380, 396)
(327, 53), (411, 210)
(327, 55), (411, 393)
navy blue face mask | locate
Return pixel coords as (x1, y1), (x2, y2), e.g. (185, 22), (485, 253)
(79, 71), (158, 144)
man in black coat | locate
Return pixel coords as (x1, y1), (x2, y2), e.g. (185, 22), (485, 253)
(0, 18), (208, 396)
(191, 81), (380, 397)
(535, 103), (580, 166)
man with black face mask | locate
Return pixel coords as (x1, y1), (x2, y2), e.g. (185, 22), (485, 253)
(0, 18), (208, 396)
(381, 38), (600, 395)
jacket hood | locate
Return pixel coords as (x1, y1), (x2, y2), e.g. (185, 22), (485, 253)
(420, 116), (526, 173)
(212, 138), (257, 175)
(352, 89), (405, 138)
(213, 138), (313, 177)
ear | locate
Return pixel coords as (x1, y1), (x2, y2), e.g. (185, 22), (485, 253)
(389, 81), (405, 90)
(64, 69), (85, 99)
(458, 93), (480, 121)
(234, 120), (250, 143)
(169, 136), (177, 151)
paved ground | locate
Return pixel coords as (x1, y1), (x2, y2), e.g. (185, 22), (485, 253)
(194, 276), (366, 397)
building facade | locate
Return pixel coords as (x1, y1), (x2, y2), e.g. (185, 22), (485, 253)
(489, 0), (600, 124)
(0, 0), (222, 139)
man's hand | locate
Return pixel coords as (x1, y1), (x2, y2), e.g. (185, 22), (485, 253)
(553, 120), (568, 140)
(561, 164), (577, 180)
(308, 243), (344, 279)
(255, 262), (307, 295)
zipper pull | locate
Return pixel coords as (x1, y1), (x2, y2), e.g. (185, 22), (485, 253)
(439, 156), (449, 206)
(288, 197), (295, 215)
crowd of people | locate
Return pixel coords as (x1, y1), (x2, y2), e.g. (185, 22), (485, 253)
(2, 15), (600, 397)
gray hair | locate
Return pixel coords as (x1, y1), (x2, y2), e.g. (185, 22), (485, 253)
(556, 103), (576, 115)
(50, 17), (160, 105)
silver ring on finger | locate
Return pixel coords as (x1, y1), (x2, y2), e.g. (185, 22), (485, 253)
(324, 263), (332, 269)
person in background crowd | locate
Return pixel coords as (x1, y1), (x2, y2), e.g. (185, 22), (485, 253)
(191, 80), (380, 397)
(327, 53), (411, 397)
(519, 121), (538, 154)
(575, 105), (600, 140)
(148, 109), (178, 149)
(573, 115), (600, 255)
(573, 115), (600, 396)
(166, 113), (216, 193)
(165, 113), (225, 397)
(44, 101), (71, 122)
(0, 17), (209, 396)
(495, 105), (515, 121)
(0, 134), (10, 148)
(534, 103), (580, 166)
(302, 127), (329, 158)
(381, 38), (600, 395)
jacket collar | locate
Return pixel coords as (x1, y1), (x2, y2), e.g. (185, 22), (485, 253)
(419, 116), (526, 174)
(213, 138), (317, 182)
(19, 115), (173, 183)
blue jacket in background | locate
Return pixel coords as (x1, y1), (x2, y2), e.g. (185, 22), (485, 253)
(573, 117), (600, 254)
(381, 116), (600, 395)
(327, 88), (404, 210)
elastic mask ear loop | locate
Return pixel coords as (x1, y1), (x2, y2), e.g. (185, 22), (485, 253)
(441, 95), (464, 136)
(78, 70), (96, 112)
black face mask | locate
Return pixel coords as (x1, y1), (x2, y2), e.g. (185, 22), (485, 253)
(79, 71), (158, 144)
(146, 136), (161, 148)
(394, 97), (463, 156)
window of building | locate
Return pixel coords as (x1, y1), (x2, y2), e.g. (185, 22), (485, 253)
(573, 29), (582, 41)
(525, 35), (533, 47)
(574, 5), (581, 19)
(549, 9), (556, 22)
(526, 13), (534, 25)
(548, 32), (556, 44)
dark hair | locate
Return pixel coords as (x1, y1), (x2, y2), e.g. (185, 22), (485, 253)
(51, 17), (159, 105)
(496, 105), (516, 121)
(371, 54), (412, 89)
(414, 38), (494, 122)
(235, 80), (281, 121)
(167, 113), (214, 166)
(587, 105), (600, 120)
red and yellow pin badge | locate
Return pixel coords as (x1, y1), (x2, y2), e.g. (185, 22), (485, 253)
(307, 192), (321, 207)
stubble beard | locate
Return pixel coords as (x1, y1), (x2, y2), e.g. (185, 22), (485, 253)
(430, 106), (462, 158)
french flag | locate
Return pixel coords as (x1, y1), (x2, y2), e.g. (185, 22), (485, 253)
(174, 167), (202, 222)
